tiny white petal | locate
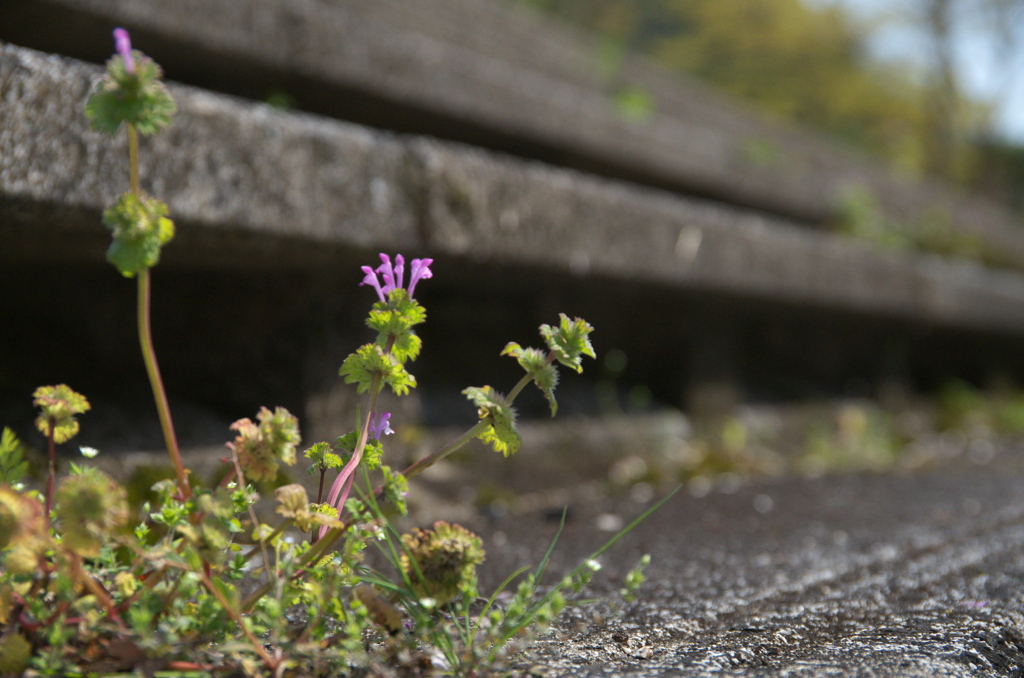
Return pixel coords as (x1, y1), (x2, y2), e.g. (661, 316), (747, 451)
(79, 446), (100, 458)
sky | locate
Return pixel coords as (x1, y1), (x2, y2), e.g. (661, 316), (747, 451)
(810, 0), (1024, 143)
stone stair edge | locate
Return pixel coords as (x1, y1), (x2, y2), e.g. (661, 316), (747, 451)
(2, 0), (1022, 264)
(6, 41), (1024, 334)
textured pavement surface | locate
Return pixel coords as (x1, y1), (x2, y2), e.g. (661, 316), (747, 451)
(456, 455), (1024, 676)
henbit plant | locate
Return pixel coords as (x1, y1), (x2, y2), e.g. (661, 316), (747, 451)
(0, 30), (662, 676)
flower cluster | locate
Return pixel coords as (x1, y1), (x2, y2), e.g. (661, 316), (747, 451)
(361, 254), (433, 302)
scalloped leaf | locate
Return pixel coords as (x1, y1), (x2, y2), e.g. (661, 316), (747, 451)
(502, 343), (560, 416)
(0, 428), (29, 486)
(85, 53), (176, 136)
(340, 343), (416, 396)
(463, 386), (521, 457)
(539, 314), (596, 373)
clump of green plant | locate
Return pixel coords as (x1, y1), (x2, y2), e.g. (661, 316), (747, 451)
(835, 186), (994, 266)
(0, 30), (657, 676)
(798, 403), (905, 476)
(937, 379), (1024, 437)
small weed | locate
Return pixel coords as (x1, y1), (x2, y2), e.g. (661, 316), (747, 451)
(0, 30), (658, 677)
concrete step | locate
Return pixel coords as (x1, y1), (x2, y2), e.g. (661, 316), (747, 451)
(2, 0), (1024, 268)
(5, 42), (1024, 337)
(8, 40), (1024, 436)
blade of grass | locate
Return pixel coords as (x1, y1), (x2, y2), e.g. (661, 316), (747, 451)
(504, 486), (680, 642)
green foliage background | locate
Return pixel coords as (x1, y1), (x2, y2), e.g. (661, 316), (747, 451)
(510, 0), (994, 183)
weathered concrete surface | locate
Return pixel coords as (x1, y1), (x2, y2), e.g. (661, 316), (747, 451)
(461, 455), (1024, 676)
(2, 0), (1023, 267)
(6, 43), (1024, 338)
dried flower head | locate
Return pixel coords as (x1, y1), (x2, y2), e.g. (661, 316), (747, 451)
(0, 486), (43, 551)
(275, 484), (342, 533)
(229, 406), (301, 483)
(401, 521), (485, 603)
(33, 384), (91, 444)
(55, 467), (128, 557)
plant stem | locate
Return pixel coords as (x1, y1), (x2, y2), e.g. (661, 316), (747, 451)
(71, 554), (125, 628)
(312, 467), (327, 542)
(127, 124), (140, 197)
(138, 269), (191, 500)
(44, 418), (56, 524)
(506, 368), (537, 403)
(244, 348), (544, 612)
(241, 518), (293, 563)
(398, 420), (488, 482)
(126, 121), (191, 501)
(231, 449), (273, 579)
(398, 368), (536, 482)
(200, 572), (277, 669)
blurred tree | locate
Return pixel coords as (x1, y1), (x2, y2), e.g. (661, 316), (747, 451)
(510, 0), (992, 182)
(910, 0), (1024, 186)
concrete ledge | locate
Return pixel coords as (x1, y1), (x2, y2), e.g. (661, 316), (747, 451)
(2, 0), (1023, 268)
(5, 42), (1024, 337)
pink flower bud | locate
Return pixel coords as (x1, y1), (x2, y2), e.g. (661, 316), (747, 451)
(113, 28), (135, 73)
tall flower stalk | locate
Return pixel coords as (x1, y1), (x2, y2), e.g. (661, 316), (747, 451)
(311, 255), (432, 540)
(86, 29), (187, 498)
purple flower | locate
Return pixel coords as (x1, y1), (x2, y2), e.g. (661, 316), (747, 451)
(369, 412), (394, 440)
(113, 28), (135, 73)
(360, 253), (433, 300)
(377, 253), (404, 294)
(393, 256), (405, 293)
(361, 265), (386, 303)
(408, 258), (433, 297)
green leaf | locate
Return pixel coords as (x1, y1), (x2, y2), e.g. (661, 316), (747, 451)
(366, 289), (426, 364)
(366, 291), (426, 335)
(334, 431), (358, 454)
(339, 343), (416, 396)
(102, 192), (175, 277)
(33, 384), (91, 444)
(381, 465), (409, 516)
(502, 343), (560, 416)
(85, 53), (176, 136)
(0, 428), (29, 486)
(211, 576), (239, 610)
(304, 441), (342, 473)
(384, 331), (422, 365)
(463, 386), (521, 457)
(539, 314), (596, 373)
(333, 432), (382, 471)
(362, 439), (383, 471)
(386, 288), (427, 326)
